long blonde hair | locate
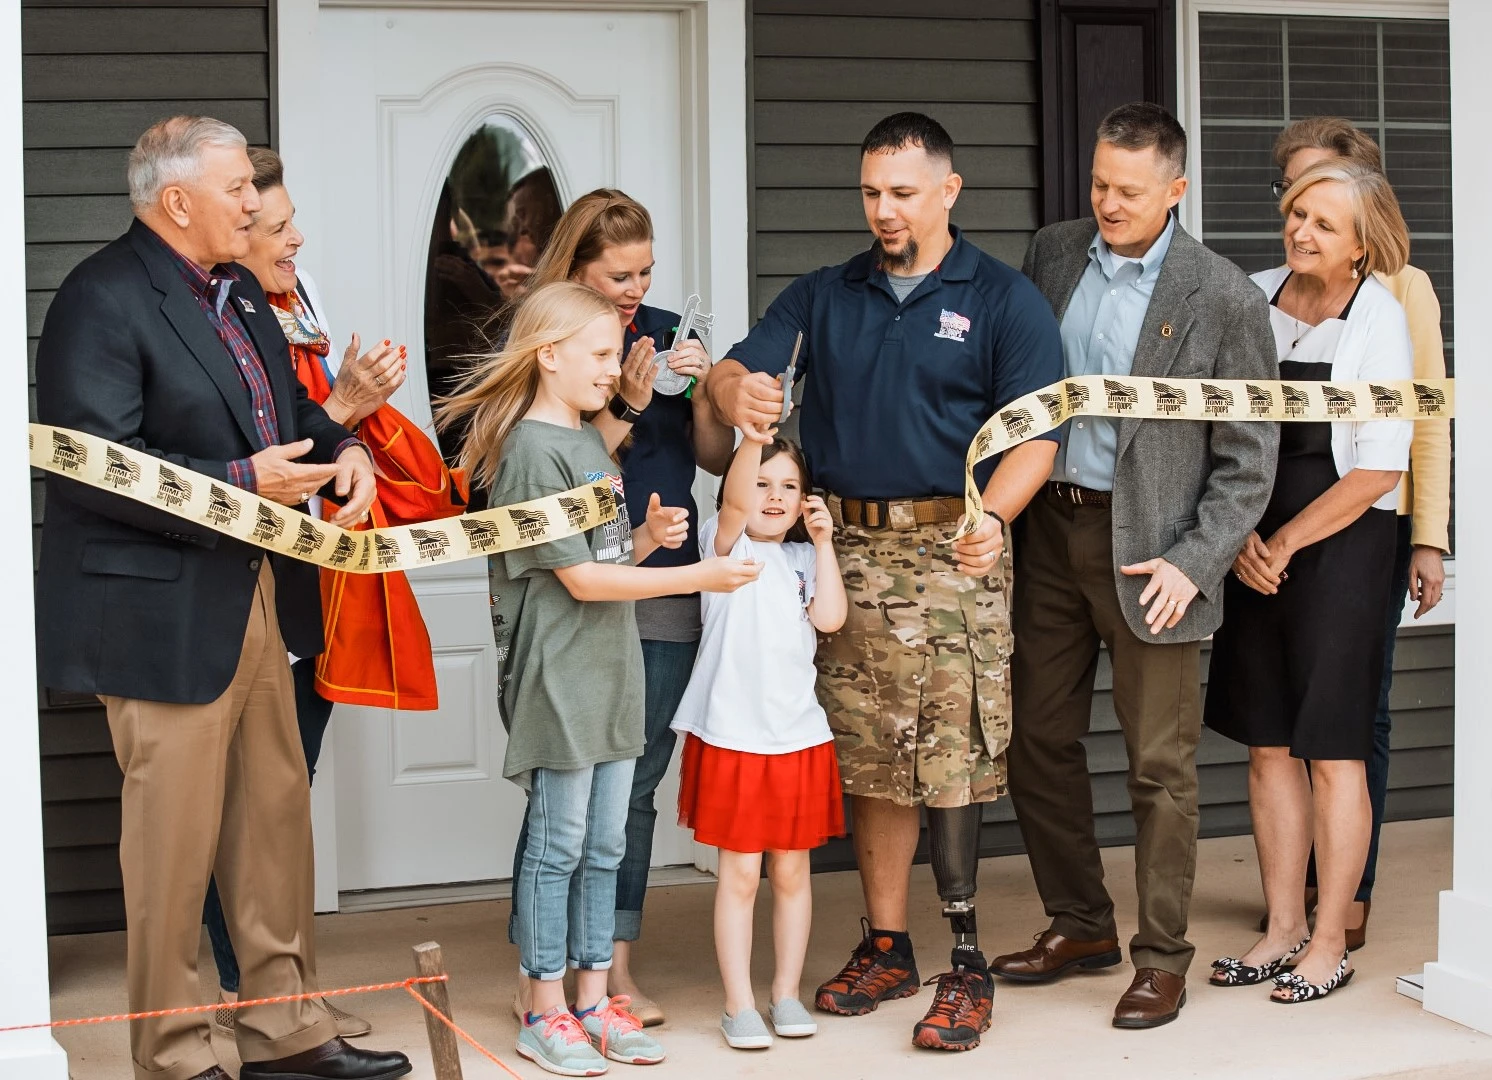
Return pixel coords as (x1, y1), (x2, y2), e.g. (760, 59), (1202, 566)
(437, 281), (618, 489)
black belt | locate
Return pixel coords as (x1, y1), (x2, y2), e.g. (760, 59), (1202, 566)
(1047, 481), (1113, 509)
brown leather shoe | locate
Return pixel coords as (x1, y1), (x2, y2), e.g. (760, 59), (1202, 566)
(1112, 968), (1186, 1029)
(989, 929), (1122, 984)
(1347, 900), (1371, 952)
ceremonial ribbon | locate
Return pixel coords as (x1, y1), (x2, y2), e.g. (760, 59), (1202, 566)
(29, 375), (1454, 566)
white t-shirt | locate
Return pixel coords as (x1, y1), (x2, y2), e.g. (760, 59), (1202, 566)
(671, 515), (832, 754)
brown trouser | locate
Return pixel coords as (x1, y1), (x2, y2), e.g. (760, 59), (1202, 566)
(103, 563), (335, 1080)
(1009, 488), (1202, 976)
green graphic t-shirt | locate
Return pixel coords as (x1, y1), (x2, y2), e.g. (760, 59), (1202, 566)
(487, 419), (645, 788)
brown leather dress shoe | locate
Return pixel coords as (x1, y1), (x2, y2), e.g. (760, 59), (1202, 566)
(990, 929), (1123, 984)
(1112, 968), (1186, 1029)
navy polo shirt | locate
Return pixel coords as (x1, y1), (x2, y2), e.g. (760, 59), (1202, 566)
(618, 303), (699, 570)
(727, 227), (1063, 499)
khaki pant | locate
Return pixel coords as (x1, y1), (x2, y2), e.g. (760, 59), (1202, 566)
(1009, 488), (1202, 975)
(104, 563), (336, 1080)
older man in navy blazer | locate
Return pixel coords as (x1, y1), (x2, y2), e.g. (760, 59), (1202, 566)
(35, 117), (408, 1080)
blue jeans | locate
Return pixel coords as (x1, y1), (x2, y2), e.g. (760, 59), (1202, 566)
(515, 758), (636, 980)
(1306, 515), (1413, 902)
(509, 639), (697, 944)
(204, 656), (334, 993)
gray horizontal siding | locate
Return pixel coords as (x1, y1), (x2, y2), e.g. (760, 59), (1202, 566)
(749, 0), (1041, 319)
(23, 0), (273, 936)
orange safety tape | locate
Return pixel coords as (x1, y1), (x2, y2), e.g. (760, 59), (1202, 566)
(0, 976), (447, 1033)
(403, 984), (526, 1080)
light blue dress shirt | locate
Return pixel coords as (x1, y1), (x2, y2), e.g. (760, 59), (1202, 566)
(1051, 215), (1176, 490)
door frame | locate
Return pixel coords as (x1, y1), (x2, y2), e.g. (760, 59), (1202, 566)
(273, 0), (749, 909)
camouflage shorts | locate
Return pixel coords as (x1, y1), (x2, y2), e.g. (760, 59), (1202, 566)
(816, 500), (1014, 809)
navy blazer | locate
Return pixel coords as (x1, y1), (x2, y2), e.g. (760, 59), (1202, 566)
(35, 219), (354, 704)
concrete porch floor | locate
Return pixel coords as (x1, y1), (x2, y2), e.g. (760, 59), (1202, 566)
(44, 818), (1492, 1079)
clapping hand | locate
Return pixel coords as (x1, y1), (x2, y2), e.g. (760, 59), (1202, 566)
(616, 336), (657, 414)
(1120, 556), (1199, 634)
(644, 492), (688, 549)
(325, 333), (406, 426)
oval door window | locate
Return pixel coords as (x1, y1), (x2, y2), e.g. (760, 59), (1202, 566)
(424, 113), (563, 504)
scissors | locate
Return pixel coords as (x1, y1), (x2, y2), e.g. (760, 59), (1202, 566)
(777, 331), (802, 425)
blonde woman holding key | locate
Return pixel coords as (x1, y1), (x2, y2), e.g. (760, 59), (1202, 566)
(504, 189), (735, 1024)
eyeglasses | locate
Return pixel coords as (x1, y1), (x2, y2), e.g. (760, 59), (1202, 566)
(1271, 179), (1290, 200)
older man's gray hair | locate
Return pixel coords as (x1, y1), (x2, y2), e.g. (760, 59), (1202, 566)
(127, 115), (247, 213)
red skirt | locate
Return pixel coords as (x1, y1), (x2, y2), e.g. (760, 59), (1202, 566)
(678, 734), (845, 853)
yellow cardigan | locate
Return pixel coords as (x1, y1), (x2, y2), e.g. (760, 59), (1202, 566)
(1377, 265), (1452, 554)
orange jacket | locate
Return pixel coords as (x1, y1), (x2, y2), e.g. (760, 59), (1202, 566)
(277, 310), (466, 710)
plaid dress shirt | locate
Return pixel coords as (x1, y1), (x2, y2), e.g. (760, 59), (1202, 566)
(149, 230), (359, 492)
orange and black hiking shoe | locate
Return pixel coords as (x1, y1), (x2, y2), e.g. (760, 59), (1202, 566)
(814, 919), (920, 1015)
(911, 955), (994, 1051)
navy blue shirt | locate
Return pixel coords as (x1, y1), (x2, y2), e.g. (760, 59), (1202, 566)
(727, 227), (1063, 498)
(619, 303), (699, 570)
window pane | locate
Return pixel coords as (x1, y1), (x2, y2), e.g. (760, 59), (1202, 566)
(1388, 130), (1453, 234)
(1199, 14), (1282, 120)
(1383, 21), (1451, 123)
(1198, 11), (1453, 368)
(1284, 17), (1378, 123)
(1204, 236), (1283, 279)
(1199, 126), (1280, 234)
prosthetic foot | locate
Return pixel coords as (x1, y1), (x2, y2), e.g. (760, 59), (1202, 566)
(913, 804), (994, 1051)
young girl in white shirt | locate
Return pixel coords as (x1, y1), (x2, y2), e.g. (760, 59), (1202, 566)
(671, 433), (847, 1050)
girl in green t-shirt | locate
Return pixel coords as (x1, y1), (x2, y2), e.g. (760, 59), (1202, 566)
(439, 281), (760, 1076)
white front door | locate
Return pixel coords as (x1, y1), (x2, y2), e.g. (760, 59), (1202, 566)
(316, 5), (696, 893)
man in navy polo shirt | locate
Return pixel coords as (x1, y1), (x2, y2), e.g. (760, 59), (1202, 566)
(709, 113), (1063, 1051)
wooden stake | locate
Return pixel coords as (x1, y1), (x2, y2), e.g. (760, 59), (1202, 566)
(412, 941), (464, 1080)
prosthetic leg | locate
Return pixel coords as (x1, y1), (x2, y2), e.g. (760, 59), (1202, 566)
(911, 801), (995, 1051)
(927, 802), (985, 970)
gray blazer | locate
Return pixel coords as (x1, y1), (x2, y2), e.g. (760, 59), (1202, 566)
(1022, 218), (1279, 642)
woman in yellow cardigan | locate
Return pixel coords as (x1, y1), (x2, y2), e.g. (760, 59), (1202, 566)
(1266, 117), (1451, 951)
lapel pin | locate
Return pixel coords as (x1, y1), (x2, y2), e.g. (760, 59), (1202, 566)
(1160, 322), (1174, 338)
(239, 298), (256, 314)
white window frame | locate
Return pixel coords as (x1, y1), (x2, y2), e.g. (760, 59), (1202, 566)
(1176, 0), (1455, 627)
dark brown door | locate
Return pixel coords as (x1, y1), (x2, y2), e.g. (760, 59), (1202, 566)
(1040, 0), (1178, 224)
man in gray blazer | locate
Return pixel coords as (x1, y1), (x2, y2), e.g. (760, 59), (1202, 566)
(989, 103), (1278, 1028)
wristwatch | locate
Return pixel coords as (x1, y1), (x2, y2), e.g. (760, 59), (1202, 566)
(607, 394), (645, 424)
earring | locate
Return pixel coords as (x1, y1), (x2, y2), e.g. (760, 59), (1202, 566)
(1351, 266), (1359, 279)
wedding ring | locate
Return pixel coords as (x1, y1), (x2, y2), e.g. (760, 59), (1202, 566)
(374, 375), (386, 386)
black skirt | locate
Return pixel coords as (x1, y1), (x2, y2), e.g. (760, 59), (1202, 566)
(1204, 360), (1397, 761)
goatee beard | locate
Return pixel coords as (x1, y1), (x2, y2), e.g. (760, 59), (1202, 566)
(875, 236), (919, 274)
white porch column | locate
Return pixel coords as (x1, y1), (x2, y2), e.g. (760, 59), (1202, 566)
(1422, 0), (1492, 1036)
(0, 3), (69, 1078)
